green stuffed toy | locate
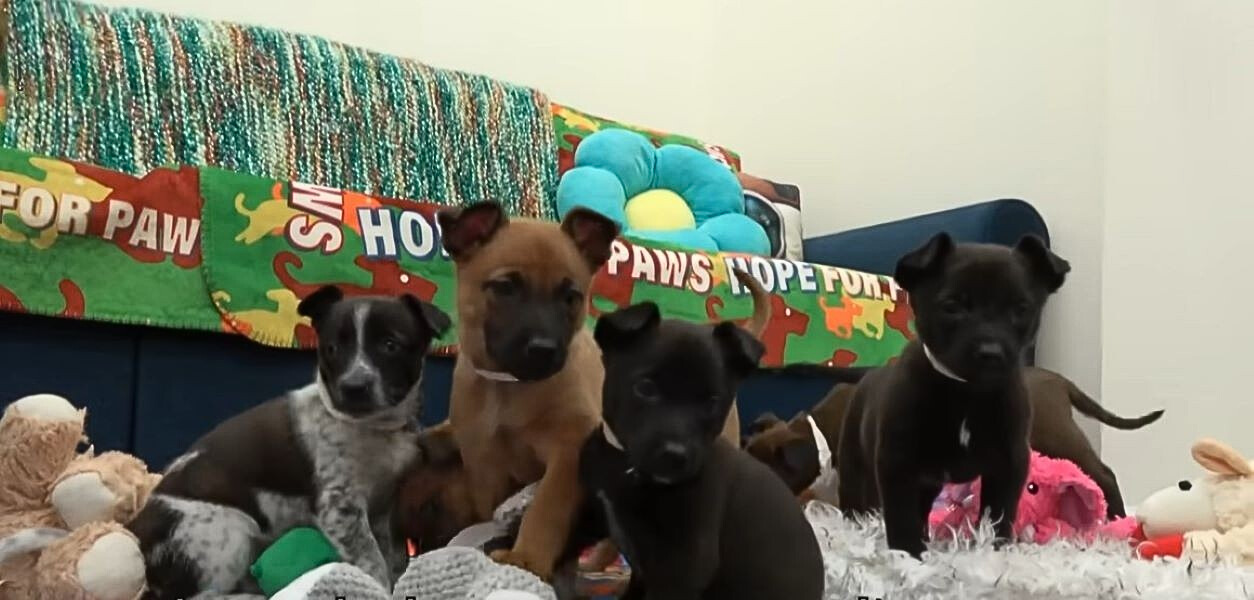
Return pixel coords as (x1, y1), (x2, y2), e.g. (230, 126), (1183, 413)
(250, 527), (341, 596)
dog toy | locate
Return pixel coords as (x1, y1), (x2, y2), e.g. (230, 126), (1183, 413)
(556, 128), (768, 254)
(0, 393), (160, 600)
(1134, 437), (1254, 565)
(929, 451), (1138, 544)
(251, 526), (341, 596)
(270, 547), (555, 600)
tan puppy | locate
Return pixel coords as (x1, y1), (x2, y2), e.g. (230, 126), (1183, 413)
(438, 202), (617, 578)
(437, 202), (765, 578)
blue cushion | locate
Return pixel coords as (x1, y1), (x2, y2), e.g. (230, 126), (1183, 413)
(0, 312), (137, 453)
(802, 199), (1049, 275)
(130, 327), (457, 468)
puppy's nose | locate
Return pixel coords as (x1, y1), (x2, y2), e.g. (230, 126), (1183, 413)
(338, 375), (372, 407)
(974, 342), (1007, 365)
(654, 442), (691, 473)
(523, 337), (559, 363)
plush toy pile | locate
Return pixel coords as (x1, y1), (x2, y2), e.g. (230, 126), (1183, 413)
(0, 394), (159, 600)
(808, 502), (1254, 600)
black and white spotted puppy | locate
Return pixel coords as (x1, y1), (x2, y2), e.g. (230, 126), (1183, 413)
(127, 285), (451, 599)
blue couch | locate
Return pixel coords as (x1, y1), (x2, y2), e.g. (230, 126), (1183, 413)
(0, 199), (1048, 469)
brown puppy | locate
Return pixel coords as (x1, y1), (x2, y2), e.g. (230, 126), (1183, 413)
(396, 423), (478, 555)
(438, 201), (617, 578)
(1022, 367), (1162, 518)
(744, 367), (1162, 518)
(438, 202), (762, 578)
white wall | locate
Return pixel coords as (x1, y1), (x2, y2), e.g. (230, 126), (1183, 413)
(91, 0), (1253, 501)
(1101, 0), (1254, 502)
(95, 0), (1108, 443)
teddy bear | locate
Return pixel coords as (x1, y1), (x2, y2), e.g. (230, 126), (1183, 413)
(0, 393), (161, 600)
(1135, 437), (1254, 565)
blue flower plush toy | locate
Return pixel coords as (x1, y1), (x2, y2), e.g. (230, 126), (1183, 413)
(556, 129), (769, 255)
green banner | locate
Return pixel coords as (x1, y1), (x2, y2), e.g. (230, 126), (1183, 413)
(0, 147), (915, 368)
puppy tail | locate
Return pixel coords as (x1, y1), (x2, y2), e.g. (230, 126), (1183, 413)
(732, 268), (771, 338)
(1066, 381), (1164, 430)
(0, 528), (68, 564)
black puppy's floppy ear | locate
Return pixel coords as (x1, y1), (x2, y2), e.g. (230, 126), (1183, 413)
(438, 201), (507, 260)
(297, 285), (343, 323)
(561, 207), (620, 270)
(1014, 234), (1071, 293)
(894, 232), (954, 292)
(594, 302), (660, 350)
(713, 321), (765, 378)
(401, 294), (452, 339)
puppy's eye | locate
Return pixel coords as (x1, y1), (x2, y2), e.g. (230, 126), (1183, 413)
(633, 379), (659, 400)
(941, 298), (966, 315)
(381, 339), (401, 354)
(564, 289), (584, 307)
(1178, 480), (1193, 491)
(485, 278), (519, 297)
(1026, 482), (1039, 495)
(1013, 302), (1032, 319)
(324, 343), (339, 357)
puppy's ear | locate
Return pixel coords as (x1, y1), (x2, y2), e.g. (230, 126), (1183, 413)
(594, 302), (660, 350)
(713, 321), (766, 378)
(438, 202), (508, 260)
(1014, 235), (1071, 293)
(894, 232), (954, 292)
(748, 412), (783, 436)
(777, 439), (821, 481)
(401, 294), (453, 339)
(561, 208), (620, 270)
(297, 285), (343, 323)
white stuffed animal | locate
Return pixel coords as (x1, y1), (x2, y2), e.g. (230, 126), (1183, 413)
(1136, 437), (1254, 565)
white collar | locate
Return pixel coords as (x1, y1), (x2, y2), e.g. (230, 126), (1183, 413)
(806, 415), (832, 473)
(603, 422), (625, 450)
(923, 344), (967, 383)
(472, 366), (520, 383)
(466, 358), (520, 383)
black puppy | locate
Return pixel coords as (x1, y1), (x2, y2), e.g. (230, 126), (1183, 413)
(579, 301), (824, 600)
(838, 233), (1070, 558)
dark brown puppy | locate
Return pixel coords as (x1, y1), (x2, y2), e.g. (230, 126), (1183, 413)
(838, 233), (1069, 557)
(1023, 367), (1162, 518)
(745, 369), (1162, 518)
(743, 383), (854, 505)
(395, 423), (478, 555)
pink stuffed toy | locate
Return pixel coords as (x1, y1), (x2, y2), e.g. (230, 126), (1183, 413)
(929, 451), (1139, 544)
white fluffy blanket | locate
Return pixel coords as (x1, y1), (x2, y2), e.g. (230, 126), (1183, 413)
(805, 502), (1254, 600)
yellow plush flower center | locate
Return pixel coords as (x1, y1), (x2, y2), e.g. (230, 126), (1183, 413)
(623, 189), (696, 232)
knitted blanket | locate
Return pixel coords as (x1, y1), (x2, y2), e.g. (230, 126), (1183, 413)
(0, 0), (558, 220)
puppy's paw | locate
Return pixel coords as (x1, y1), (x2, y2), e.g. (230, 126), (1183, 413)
(489, 548), (553, 581)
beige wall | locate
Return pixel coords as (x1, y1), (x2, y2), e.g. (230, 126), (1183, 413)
(91, 0), (1254, 502)
(1101, 0), (1254, 502)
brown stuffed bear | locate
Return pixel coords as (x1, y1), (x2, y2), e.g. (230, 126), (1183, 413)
(0, 394), (160, 600)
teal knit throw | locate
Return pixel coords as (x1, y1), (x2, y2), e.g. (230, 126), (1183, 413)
(0, 0), (558, 219)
